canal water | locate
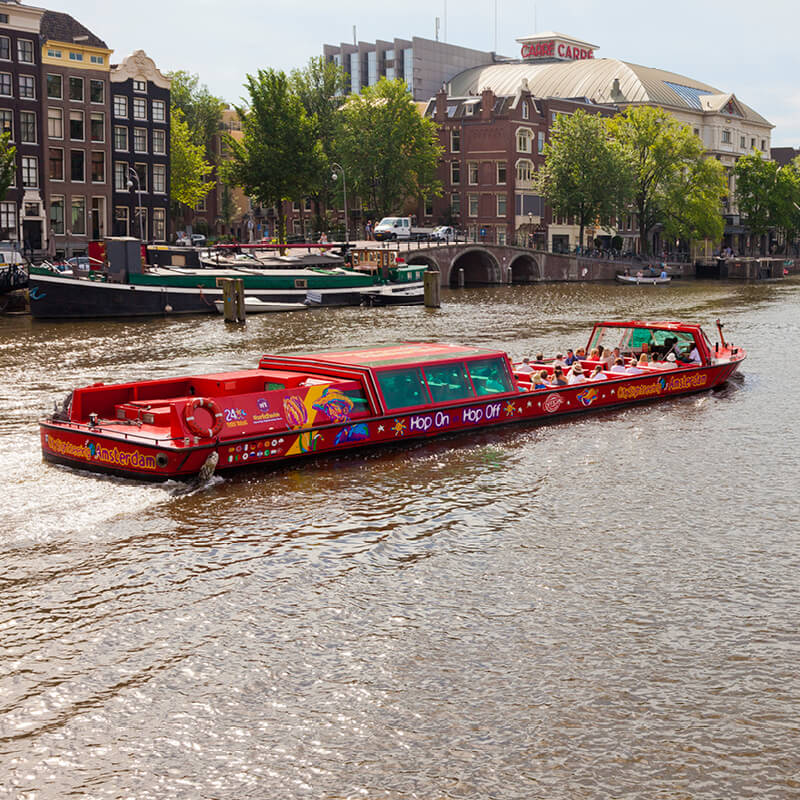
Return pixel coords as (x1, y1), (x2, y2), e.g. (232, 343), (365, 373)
(1, 279), (799, 799)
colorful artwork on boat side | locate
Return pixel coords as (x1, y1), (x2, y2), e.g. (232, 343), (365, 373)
(44, 433), (158, 471)
(282, 384), (359, 455)
(615, 373), (708, 401)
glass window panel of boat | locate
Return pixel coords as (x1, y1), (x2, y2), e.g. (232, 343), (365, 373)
(376, 367), (430, 410)
(467, 358), (514, 396)
(422, 362), (475, 403)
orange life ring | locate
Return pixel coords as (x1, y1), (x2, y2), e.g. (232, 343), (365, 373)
(183, 397), (223, 438)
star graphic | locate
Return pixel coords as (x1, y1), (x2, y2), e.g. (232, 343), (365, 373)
(526, 400), (532, 407)
(377, 425), (384, 432)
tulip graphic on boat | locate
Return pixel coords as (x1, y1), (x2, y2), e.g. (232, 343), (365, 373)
(283, 395), (320, 452)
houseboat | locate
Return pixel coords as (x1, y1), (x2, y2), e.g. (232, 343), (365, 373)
(40, 320), (745, 481)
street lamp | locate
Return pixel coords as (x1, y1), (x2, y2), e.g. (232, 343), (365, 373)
(127, 167), (145, 242)
(330, 162), (348, 244)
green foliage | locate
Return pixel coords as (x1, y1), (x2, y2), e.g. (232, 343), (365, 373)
(607, 106), (725, 254)
(335, 78), (442, 216)
(223, 68), (322, 243)
(538, 109), (631, 248)
(0, 131), (15, 204)
(170, 108), (214, 209)
(168, 70), (226, 160)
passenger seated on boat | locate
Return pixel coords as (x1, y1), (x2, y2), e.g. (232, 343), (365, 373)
(589, 365), (608, 381)
(610, 358), (626, 374)
(687, 344), (702, 364)
(576, 347), (587, 359)
(637, 353), (650, 366)
(533, 352), (545, 364)
(532, 370), (549, 390)
(564, 349), (578, 366)
(589, 347), (600, 360)
(567, 363), (587, 384)
(517, 357), (534, 374)
(625, 361), (644, 375)
(552, 353), (567, 369)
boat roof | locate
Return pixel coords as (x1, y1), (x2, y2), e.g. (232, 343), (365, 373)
(595, 320), (704, 333)
(287, 342), (507, 369)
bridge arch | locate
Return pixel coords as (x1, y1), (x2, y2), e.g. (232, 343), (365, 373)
(509, 252), (541, 283)
(405, 253), (440, 271)
(449, 248), (502, 286)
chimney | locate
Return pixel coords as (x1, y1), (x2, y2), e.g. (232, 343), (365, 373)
(435, 86), (447, 122)
(481, 88), (494, 120)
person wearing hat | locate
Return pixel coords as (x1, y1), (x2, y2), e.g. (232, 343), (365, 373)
(567, 362), (587, 384)
(564, 348), (578, 366)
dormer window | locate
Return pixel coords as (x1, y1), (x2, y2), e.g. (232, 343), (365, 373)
(522, 101), (529, 120)
(133, 79), (147, 93)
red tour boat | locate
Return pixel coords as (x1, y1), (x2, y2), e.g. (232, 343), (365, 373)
(40, 320), (745, 481)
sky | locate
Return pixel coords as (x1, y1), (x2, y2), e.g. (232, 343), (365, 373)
(58, 0), (800, 146)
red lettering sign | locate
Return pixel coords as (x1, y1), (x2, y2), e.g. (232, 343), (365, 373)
(523, 41), (594, 61)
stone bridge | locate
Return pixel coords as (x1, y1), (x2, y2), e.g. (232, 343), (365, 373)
(396, 243), (669, 286)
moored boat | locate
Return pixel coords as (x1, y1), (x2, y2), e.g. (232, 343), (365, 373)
(616, 272), (671, 285)
(39, 319), (745, 481)
(213, 298), (308, 314)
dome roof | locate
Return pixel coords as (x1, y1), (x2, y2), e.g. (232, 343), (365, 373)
(447, 58), (771, 126)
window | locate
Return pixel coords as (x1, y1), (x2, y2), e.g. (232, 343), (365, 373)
(20, 111), (36, 143)
(153, 164), (166, 193)
(497, 194), (507, 217)
(70, 150), (85, 182)
(517, 159), (533, 181)
(48, 108), (63, 139)
(133, 127), (147, 153)
(69, 77), (83, 101)
(91, 151), (105, 183)
(376, 367), (430, 410)
(424, 196), (433, 216)
(0, 109), (12, 138)
(49, 147), (64, 180)
(761, 139), (766, 150)
(114, 161), (128, 191)
(47, 74), (62, 99)
(468, 162), (478, 185)
(153, 208), (166, 241)
(90, 113), (104, 142)
(17, 40), (34, 64)
(133, 79), (147, 92)
(517, 128), (531, 152)
(469, 194), (478, 216)
(90, 80), (104, 104)
(115, 206), (129, 236)
(693, 128), (700, 136)
(522, 101), (529, 120)
(0, 36), (9, 61)
(114, 126), (128, 151)
(71, 197), (86, 235)
(450, 128), (460, 153)
(69, 110), (84, 140)
(152, 128), (166, 154)
(195, 196), (206, 212)
(0, 14), (7, 25)
(537, 131), (545, 153)
(0, 201), (17, 233)
(152, 100), (165, 122)
(50, 196), (65, 234)
(466, 358), (514, 396)
(497, 161), (506, 185)
(740, 136), (746, 148)
(113, 95), (128, 118)
(450, 161), (460, 185)
(133, 98), (147, 120)
(423, 362), (475, 403)
(134, 162), (147, 192)
(0, 73), (11, 97)
(451, 192), (460, 216)
(21, 156), (38, 187)
(90, 55), (104, 65)
(69, 52), (84, 62)
(19, 75), (35, 99)
(47, 48), (62, 59)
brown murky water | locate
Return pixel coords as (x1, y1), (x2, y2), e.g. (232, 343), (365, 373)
(1, 279), (799, 798)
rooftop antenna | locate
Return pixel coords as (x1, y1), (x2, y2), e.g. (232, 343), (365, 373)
(444, 0), (447, 43)
(435, 16), (440, 42)
(352, 25), (356, 46)
(494, 0), (498, 51)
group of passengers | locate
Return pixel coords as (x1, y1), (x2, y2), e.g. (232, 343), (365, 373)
(516, 335), (702, 389)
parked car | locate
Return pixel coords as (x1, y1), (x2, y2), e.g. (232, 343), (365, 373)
(176, 233), (207, 247)
(430, 225), (456, 242)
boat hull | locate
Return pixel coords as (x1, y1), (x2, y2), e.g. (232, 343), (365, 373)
(40, 360), (741, 481)
(616, 274), (671, 285)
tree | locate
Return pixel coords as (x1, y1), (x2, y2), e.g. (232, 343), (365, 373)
(289, 56), (348, 233)
(168, 70), (226, 160)
(170, 108), (214, 221)
(608, 106), (725, 254)
(335, 78), (442, 217)
(223, 68), (322, 243)
(538, 109), (630, 251)
(733, 152), (799, 254)
(0, 131), (15, 204)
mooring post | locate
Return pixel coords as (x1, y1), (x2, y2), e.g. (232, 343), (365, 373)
(424, 269), (441, 308)
(458, 267), (465, 288)
(216, 277), (246, 323)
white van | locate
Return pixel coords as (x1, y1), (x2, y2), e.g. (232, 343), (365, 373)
(373, 217), (411, 241)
